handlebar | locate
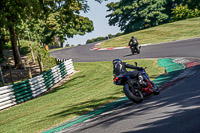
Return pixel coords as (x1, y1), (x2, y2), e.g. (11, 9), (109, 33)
(135, 62), (147, 69)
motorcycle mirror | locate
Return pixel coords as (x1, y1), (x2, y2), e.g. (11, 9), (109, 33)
(135, 62), (137, 66)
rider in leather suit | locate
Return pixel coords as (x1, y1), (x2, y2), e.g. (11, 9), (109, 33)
(113, 59), (147, 87)
(129, 36), (138, 46)
(129, 36), (140, 53)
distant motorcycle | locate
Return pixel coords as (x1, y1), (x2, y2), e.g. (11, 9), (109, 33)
(113, 62), (160, 103)
(130, 45), (141, 55)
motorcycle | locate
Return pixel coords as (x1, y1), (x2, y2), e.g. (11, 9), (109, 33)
(130, 45), (141, 55)
(113, 62), (160, 103)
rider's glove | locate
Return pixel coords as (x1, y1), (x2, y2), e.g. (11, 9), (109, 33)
(138, 67), (143, 70)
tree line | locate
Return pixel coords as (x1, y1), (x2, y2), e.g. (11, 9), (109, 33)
(106, 0), (200, 33)
(86, 32), (124, 44)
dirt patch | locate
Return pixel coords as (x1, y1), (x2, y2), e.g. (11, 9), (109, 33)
(0, 50), (41, 85)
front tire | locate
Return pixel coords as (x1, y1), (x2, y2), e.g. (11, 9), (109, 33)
(123, 84), (144, 103)
(131, 48), (135, 55)
(136, 46), (140, 54)
(151, 82), (160, 95)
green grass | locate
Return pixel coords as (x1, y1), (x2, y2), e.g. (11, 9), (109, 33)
(0, 59), (164, 133)
(99, 17), (200, 48)
(48, 47), (70, 52)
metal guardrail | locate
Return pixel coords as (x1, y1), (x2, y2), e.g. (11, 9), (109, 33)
(0, 59), (74, 110)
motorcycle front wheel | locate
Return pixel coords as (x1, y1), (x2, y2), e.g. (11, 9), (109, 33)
(131, 48), (135, 55)
(151, 82), (160, 95)
(123, 84), (144, 103)
(136, 46), (140, 54)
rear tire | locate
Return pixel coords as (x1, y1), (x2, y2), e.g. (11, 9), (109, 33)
(123, 84), (144, 103)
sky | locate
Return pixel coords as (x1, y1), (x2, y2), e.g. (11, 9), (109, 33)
(65, 0), (121, 46)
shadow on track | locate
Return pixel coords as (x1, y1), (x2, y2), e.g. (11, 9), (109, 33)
(70, 65), (200, 133)
(123, 53), (133, 57)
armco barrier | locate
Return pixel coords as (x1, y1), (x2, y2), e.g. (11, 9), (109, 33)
(0, 59), (74, 110)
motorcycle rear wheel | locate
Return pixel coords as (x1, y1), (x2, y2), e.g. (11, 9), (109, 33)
(123, 84), (144, 103)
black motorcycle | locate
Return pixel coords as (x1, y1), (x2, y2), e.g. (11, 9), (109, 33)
(113, 62), (160, 103)
(130, 45), (141, 55)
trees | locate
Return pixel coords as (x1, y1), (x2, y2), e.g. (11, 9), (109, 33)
(172, 4), (200, 21)
(46, 12), (94, 47)
(181, 0), (200, 10)
(44, 1), (94, 47)
(0, 0), (44, 68)
(106, 0), (169, 33)
(106, 0), (200, 33)
(170, 0), (200, 21)
(0, 0), (105, 68)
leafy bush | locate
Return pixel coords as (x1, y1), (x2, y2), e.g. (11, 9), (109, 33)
(86, 32), (124, 44)
(31, 42), (57, 71)
(172, 4), (200, 21)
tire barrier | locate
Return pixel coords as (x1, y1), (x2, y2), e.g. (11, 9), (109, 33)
(56, 58), (69, 64)
(0, 59), (74, 110)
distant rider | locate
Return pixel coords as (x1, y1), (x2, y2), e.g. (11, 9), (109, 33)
(129, 36), (140, 53)
(113, 59), (147, 87)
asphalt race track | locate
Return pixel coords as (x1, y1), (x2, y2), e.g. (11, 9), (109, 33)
(50, 38), (200, 62)
(49, 38), (200, 133)
(68, 69), (200, 133)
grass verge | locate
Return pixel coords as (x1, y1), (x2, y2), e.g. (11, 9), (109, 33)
(48, 47), (70, 52)
(0, 59), (164, 133)
(99, 17), (200, 48)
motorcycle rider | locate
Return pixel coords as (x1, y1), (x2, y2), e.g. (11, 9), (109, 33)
(113, 59), (148, 87)
(129, 36), (140, 54)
